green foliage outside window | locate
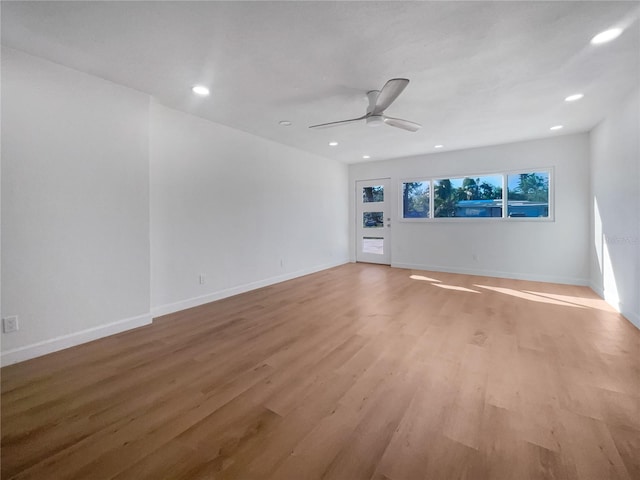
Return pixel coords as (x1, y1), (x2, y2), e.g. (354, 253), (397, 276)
(402, 182), (430, 218)
(508, 173), (549, 202)
(434, 176), (502, 217)
(362, 186), (384, 203)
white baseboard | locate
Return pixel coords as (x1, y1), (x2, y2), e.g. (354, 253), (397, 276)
(152, 259), (350, 318)
(624, 310), (640, 330)
(0, 313), (152, 367)
(589, 282), (640, 330)
(589, 282), (605, 299)
(391, 262), (590, 286)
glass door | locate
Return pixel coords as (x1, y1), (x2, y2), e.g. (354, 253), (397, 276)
(356, 179), (391, 265)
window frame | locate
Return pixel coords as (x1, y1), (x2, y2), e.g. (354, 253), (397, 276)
(398, 167), (554, 223)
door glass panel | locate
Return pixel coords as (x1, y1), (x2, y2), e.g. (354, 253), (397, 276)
(363, 237), (383, 255)
(362, 186), (384, 203)
(363, 212), (384, 228)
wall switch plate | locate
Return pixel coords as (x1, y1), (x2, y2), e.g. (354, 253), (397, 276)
(199, 274), (206, 285)
(3, 316), (19, 333)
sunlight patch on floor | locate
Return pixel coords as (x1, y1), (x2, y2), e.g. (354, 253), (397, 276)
(474, 285), (585, 308)
(410, 274), (441, 283)
(433, 284), (480, 293)
(522, 291), (617, 312)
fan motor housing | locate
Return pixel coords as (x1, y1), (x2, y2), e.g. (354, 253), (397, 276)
(366, 115), (384, 127)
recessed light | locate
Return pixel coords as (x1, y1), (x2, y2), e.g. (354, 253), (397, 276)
(550, 125), (564, 131)
(591, 28), (622, 45)
(279, 120), (292, 126)
(565, 94), (584, 102)
(434, 145), (444, 149)
(192, 85), (210, 96)
(328, 141), (338, 146)
(362, 155), (370, 159)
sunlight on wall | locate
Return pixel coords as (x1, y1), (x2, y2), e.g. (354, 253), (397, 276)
(602, 241), (621, 307)
(593, 196), (621, 310)
(593, 196), (603, 279)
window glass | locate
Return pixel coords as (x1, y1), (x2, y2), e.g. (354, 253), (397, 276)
(434, 175), (503, 218)
(402, 181), (430, 218)
(362, 237), (383, 254)
(363, 212), (384, 228)
(362, 186), (384, 203)
(507, 172), (549, 217)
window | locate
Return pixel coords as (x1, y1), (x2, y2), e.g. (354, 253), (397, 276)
(362, 185), (384, 203)
(506, 171), (550, 218)
(363, 212), (384, 228)
(399, 169), (552, 221)
(402, 181), (430, 218)
(434, 175), (502, 218)
(362, 237), (383, 254)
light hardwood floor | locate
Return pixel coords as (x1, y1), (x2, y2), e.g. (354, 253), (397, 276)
(2, 263), (639, 480)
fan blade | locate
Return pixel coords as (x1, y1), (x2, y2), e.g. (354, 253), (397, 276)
(373, 78), (409, 114)
(383, 116), (422, 132)
(308, 114), (369, 129)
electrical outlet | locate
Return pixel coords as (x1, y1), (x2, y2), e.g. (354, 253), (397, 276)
(3, 316), (19, 333)
(199, 274), (206, 285)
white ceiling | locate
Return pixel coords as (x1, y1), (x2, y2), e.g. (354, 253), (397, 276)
(2, 1), (639, 164)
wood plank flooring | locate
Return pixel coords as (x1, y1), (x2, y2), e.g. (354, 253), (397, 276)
(2, 263), (639, 480)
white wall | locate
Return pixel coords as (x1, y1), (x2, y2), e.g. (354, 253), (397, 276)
(1, 48), (350, 364)
(349, 134), (591, 285)
(590, 87), (640, 328)
(150, 102), (349, 315)
(1, 48), (152, 364)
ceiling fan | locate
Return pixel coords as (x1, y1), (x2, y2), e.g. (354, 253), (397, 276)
(309, 78), (421, 132)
